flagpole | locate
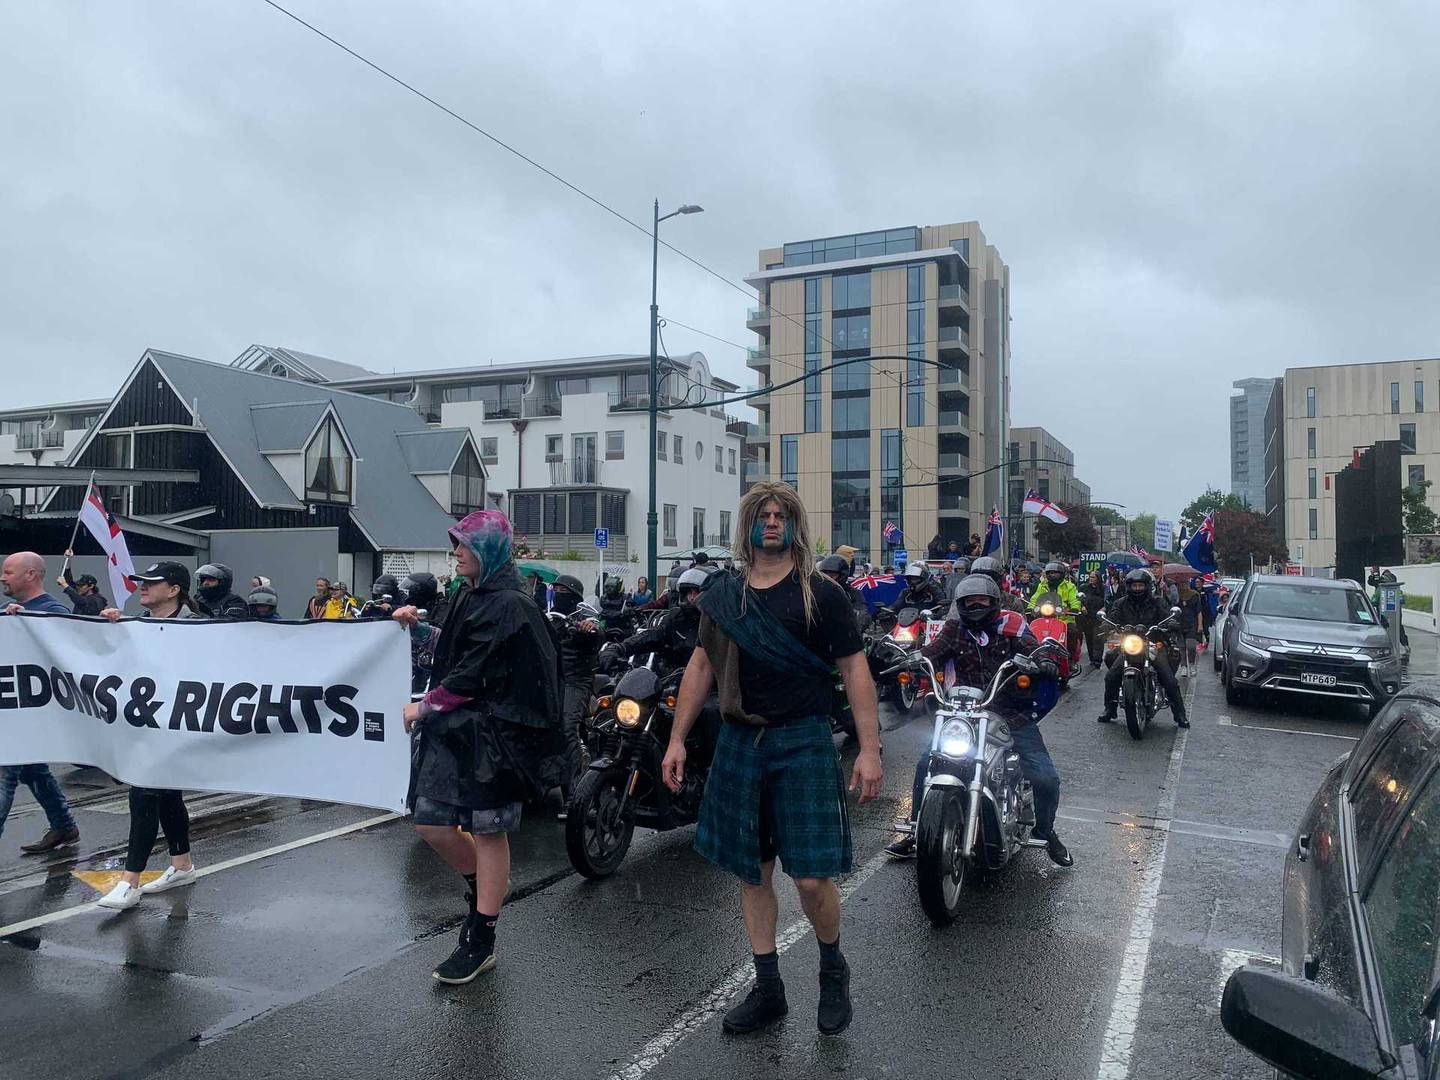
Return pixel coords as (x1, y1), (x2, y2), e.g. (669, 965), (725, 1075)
(63, 470), (97, 575)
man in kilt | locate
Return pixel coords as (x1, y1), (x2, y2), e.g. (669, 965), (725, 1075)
(663, 482), (883, 1036)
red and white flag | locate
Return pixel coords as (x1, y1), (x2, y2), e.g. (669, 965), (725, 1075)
(78, 484), (138, 608)
(1021, 489), (1069, 524)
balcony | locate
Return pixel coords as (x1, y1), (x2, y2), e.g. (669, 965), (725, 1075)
(481, 398), (523, 421)
(747, 345), (770, 364)
(938, 325), (970, 355)
(937, 453), (970, 472)
(548, 457), (603, 485)
(938, 283), (970, 315)
(938, 494), (970, 514)
(746, 421), (770, 444)
(938, 410), (966, 429)
(746, 305), (771, 329)
(521, 396), (562, 418)
(744, 459), (769, 481)
(937, 365), (968, 389)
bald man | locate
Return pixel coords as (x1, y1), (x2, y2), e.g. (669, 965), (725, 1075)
(1, 552), (81, 852)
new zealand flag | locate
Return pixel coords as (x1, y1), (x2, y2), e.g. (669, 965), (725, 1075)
(982, 508), (1003, 556)
(1182, 512), (1217, 574)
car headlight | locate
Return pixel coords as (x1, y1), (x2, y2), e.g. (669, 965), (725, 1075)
(1121, 634), (1146, 656)
(1363, 646), (1395, 660)
(1039, 602), (1056, 617)
(937, 718), (976, 759)
(1239, 633), (1282, 651)
(615, 698), (644, 728)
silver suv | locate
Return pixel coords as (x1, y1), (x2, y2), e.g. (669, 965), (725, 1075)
(1220, 575), (1402, 720)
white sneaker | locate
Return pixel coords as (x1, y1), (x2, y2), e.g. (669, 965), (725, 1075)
(97, 881), (143, 910)
(140, 865), (197, 894)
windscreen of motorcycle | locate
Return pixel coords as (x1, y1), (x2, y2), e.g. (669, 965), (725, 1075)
(1032, 591), (1065, 619)
(614, 666), (662, 703)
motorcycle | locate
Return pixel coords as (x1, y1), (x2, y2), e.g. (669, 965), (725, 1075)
(886, 645), (1064, 927)
(564, 663), (713, 879)
(1098, 608), (1182, 741)
(1026, 591), (1081, 691)
(872, 606), (941, 712)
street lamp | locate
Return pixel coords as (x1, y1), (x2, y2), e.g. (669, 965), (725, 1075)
(648, 200), (703, 592)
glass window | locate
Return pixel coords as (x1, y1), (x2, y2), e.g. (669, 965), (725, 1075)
(663, 503), (677, 545)
(605, 430), (624, 459)
(1391, 382), (1401, 414)
(805, 277), (820, 314)
(479, 436), (498, 463)
(1308, 509), (1319, 540)
(714, 445), (723, 472)
(304, 416), (352, 504)
(1308, 467), (1317, 499)
(719, 510), (731, 542)
(833, 358), (869, 392)
(542, 492), (567, 534)
(450, 443), (486, 516)
(1410, 465), (1426, 490)
(691, 508), (705, 547)
(804, 398), (822, 432)
(1363, 771), (1440, 1046)
(907, 356), (926, 427)
(907, 264), (924, 301)
(1417, 380), (1425, 413)
(832, 272), (870, 311)
(1401, 423), (1417, 454)
(1307, 427), (1317, 458)
(781, 435), (798, 486)
(728, 448), (737, 475)
(832, 476), (870, 514)
(831, 435), (869, 474)
(569, 491), (597, 533)
(832, 395), (870, 432)
(623, 372), (648, 398)
(656, 428), (667, 460)
(601, 492), (626, 533)
(1247, 582), (1378, 625)
(673, 435), (683, 463)
(545, 434), (562, 460)
(1306, 386), (1316, 417)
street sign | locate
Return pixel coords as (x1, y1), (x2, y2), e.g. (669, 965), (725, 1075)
(1380, 585), (1400, 612)
(1284, 565), (1302, 576)
(894, 549), (908, 568)
(1153, 519), (1174, 553)
(593, 528), (608, 550)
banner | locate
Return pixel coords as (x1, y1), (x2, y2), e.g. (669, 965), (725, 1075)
(1153, 519), (1175, 552)
(1078, 551), (1107, 578)
(0, 614), (411, 812)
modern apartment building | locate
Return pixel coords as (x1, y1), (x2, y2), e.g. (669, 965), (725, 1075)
(743, 222), (1010, 560)
(1281, 358), (1440, 570)
(0, 398), (108, 513)
(1230, 378), (1276, 509)
(1262, 376), (1286, 548)
(1007, 426), (1090, 557)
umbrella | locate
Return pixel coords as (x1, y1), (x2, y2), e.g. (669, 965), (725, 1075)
(1105, 552), (1145, 570)
(517, 561), (560, 583)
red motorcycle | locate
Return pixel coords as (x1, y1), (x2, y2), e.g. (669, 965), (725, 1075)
(1027, 591), (1082, 688)
(874, 605), (941, 712)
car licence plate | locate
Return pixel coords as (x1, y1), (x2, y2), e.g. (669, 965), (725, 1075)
(1301, 672), (1338, 687)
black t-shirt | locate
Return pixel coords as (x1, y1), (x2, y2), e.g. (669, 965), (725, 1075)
(736, 571), (864, 722)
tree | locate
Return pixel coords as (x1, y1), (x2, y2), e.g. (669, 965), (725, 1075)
(1180, 487), (1249, 532)
(1212, 509), (1287, 575)
(1035, 503), (1100, 560)
(1089, 505), (1125, 527)
(1128, 513), (1174, 554)
(1403, 480), (1439, 536)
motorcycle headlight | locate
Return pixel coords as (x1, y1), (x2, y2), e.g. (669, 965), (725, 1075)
(615, 698), (644, 728)
(895, 626), (916, 643)
(937, 718), (976, 759)
(1039, 602), (1056, 617)
(1121, 633), (1146, 656)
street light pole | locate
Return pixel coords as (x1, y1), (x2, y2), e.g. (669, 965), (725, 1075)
(646, 200), (703, 595)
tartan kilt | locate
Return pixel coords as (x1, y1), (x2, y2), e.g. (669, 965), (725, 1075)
(694, 717), (853, 886)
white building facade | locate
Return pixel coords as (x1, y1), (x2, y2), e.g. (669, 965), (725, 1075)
(0, 399), (108, 513)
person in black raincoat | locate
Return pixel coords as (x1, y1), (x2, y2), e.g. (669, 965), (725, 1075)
(394, 509), (562, 986)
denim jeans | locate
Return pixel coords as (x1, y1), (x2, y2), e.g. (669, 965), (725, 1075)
(0, 765), (78, 837)
(909, 721), (1061, 840)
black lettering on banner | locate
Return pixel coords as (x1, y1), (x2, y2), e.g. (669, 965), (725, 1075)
(18, 665), (50, 709)
(94, 676), (122, 723)
(169, 681), (208, 731)
(218, 683), (256, 735)
(66, 672), (97, 718)
(363, 712), (385, 742)
(201, 681), (224, 733)
(0, 667), (18, 710)
(324, 685), (359, 737)
(253, 684), (295, 735)
(292, 686), (324, 734)
(123, 678), (162, 729)
(50, 667), (75, 711)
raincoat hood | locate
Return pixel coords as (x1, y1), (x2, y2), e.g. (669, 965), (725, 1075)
(449, 510), (514, 586)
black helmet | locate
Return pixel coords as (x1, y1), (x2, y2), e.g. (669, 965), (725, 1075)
(953, 574), (1001, 629)
(371, 574), (400, 601)
(398, 572), (438, 611)
(970, 555), (1004, 584)
(195, 562), (234, 603)
(552, 574), (584, 616)
(951, 556), (972, 575)
(1125, 568), (1153, 597)
(818, 554), (849, 583)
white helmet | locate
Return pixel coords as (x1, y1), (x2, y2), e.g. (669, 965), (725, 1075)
(904, 562), (926, 580)
(677, 568), (710, 593)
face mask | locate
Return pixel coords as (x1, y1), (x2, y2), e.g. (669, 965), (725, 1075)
(750, 520), (793, 551)
(197, 580), (224, 602)
(552, 590), (580, 616)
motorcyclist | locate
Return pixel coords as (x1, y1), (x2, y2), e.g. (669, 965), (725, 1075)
(360, 574), (400, 619)
(970, 556), (1024, 613)
(194, 563), (248, 619)
(819, 554), (871, 634)
(550, 574), (601, 805)
(1097, 569), (1189, 728)
(621, 567), (706, 673)
(1028, 561), (1081, 614)
(884, 576), (1072, 867)
(246, 584), (281, 620)
(896, 561), (946, 614)
(599, 574), (633, 633)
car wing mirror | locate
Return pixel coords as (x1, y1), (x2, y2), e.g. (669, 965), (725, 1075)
(1220, 965), (1392, 1080)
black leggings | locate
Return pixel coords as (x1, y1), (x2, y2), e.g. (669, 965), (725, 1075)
(125, 788), (190, 873)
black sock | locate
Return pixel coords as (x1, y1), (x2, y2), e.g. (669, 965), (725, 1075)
(818, 936), (844, 970)
(469, 910), (498, 954)
(753, 950), (781, 988)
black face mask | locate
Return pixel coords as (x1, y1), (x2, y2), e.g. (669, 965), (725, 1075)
(1128, 586), (1150, 600)
(552, 590), (580, 616)
(197, 580), (225, 603)
(960, 601), (995, 628)
(1046, 574), (1063, 587)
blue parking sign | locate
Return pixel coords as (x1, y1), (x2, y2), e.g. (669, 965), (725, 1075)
(594, 528), (609, 549)
(894, 549), (908, 568)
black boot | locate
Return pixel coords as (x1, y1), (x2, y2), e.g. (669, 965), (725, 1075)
(1097, 705), (1116, 723)
(817, 953), (853, 1035)
(722, 981), (788, 1034)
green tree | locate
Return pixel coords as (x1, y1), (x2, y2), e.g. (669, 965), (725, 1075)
(1403, 480), (1439, 535)
(1212, 509), (1288, 575)
(1035, 503), (1100, 559)
(1089, 505), (1125, 527)
(1180, 487), (1249, 532)
(1128, 513), (1175, 553)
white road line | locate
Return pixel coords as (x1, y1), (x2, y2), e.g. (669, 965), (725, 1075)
(1215, 948), (1280, 1005)
(0, 812), (399, 939)
(1216, 714), (1358, 741)
(1094, 681), (1194, 1080)
(605, 847), (890, 1080)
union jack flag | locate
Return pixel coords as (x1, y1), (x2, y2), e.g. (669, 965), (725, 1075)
(1128, 544), (1151, 559)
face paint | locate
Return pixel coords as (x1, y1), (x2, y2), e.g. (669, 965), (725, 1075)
(751, 519), (794, 551)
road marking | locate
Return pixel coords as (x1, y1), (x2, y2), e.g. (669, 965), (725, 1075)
(1058, 807), (1289, 850)
(1215, 948), (1280, 1004)
(72, 869), (163, 894)
(1216, 714), (1358, 741)
(605, 847), (890, 1080)
(1095, 680), (1193, 1080)
(0, 812), (399, 939)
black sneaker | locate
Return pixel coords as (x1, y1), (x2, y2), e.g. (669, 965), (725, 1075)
(1042, 832), (1073, 867)
(722, 982), (788, 1035)
(884, 835), (916, 860)
(817, 959), (853, 1035)
(1097, 710), (1116, 724)
(1175, 714), (1191, 729)
(432, 920), (496, 985)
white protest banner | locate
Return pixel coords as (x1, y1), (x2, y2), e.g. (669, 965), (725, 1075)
(0, 614), (411, 812)
(1153, 519), (1175, 553)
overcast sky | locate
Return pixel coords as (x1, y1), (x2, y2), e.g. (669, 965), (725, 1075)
(6, 2), (1440, 518)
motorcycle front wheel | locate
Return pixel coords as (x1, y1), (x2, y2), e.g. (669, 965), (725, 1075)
(1121, 675), (1146, 741)
(565, 767), (636, 879)
(915, 788), (967, 927)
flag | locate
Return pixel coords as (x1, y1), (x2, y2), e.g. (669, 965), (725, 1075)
(1182, 511), (1218, 574)
(851, 572), (904, 613)
(1022, 489), (1069, 524)
(982, 508), (1003, 555)
(78, 484), (138, 608)
(1128, 544), (1151, 560)
(881, 520), (902, 545)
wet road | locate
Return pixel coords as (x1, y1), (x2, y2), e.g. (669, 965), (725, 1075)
(3, 636), (1425, 1080)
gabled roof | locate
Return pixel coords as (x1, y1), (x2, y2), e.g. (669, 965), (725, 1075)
(396, 428), (469, 474)
(83, 351), (478, 552)
(232, 344), (378, 384)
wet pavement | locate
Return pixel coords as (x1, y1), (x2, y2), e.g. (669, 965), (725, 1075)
(4, 632), (1432, 1080)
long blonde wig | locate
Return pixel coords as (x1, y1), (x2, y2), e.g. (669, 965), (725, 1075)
(733, 481), (819, 625)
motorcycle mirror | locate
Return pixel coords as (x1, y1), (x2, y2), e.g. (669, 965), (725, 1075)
(1170, 605), (1182, 614)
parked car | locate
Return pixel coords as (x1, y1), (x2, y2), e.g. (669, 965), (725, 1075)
(1211, 577), (1248, 673)
(1221, 685), (1440, 1078)
(1221, 575), (1403, 720)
